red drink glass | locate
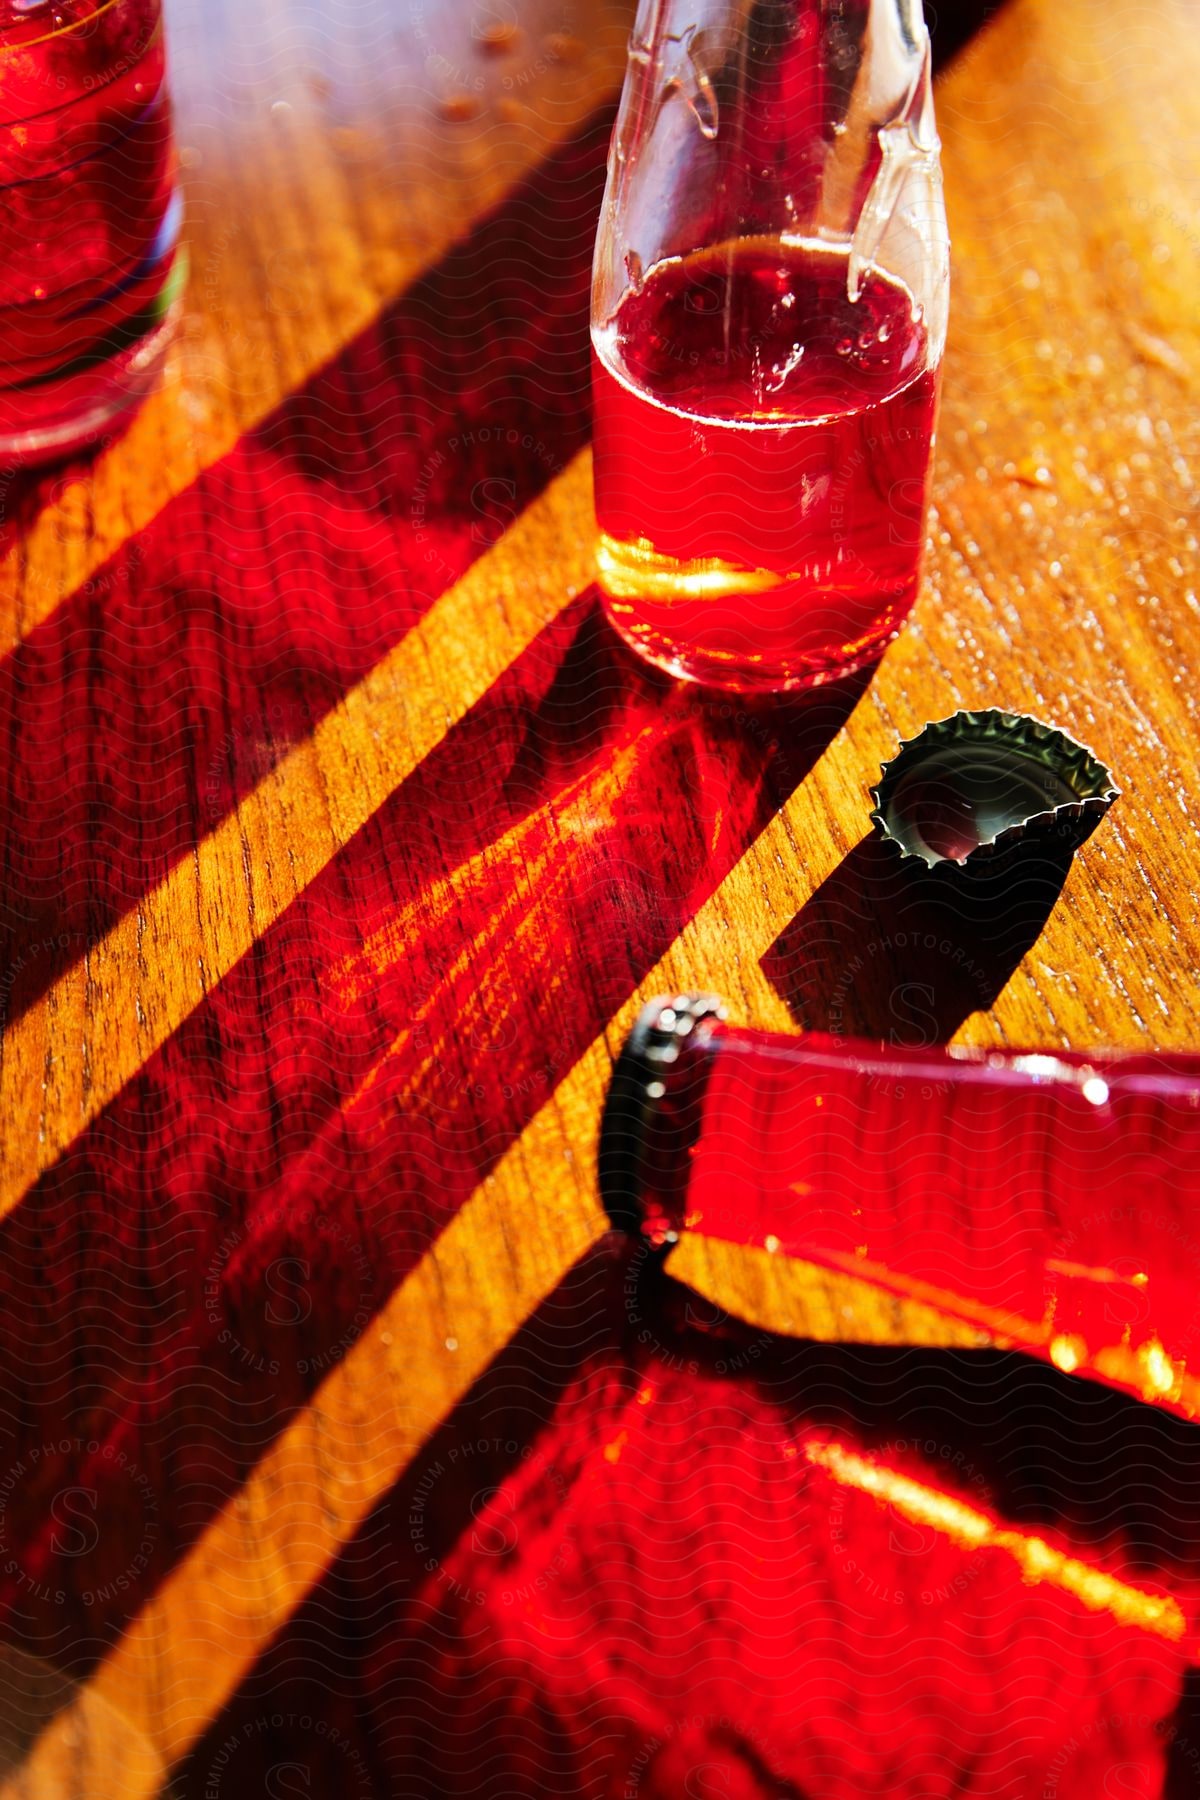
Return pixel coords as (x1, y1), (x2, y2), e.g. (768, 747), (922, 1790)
(591, 0), (949, 692)
(0, 0), (183, 464)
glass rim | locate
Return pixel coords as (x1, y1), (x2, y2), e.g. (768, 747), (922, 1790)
(0, 0), (131, 55)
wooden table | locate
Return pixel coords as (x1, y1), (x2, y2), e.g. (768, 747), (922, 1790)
(1, 0), (1199, 1793)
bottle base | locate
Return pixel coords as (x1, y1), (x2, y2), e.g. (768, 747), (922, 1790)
(599, 595), (900, 695)
(0, 294), (183, 470)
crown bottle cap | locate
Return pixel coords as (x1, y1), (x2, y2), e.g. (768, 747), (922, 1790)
(598, 993), (726, 1241)
(869, 709), (1119, 869)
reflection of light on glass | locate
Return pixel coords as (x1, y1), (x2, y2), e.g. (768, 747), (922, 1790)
(1045, 1257), (1145, 1288)
(0, 0), (127, 57)
(1012, 1054), (1073, 1082)
(1049, 1333), (1083, 1373)
(805, 1441), (1187, 1643)
(1142, 1339), (1177, 1396)
(1094, 1336), (1197, 1413)
(595, 532), (783, 601)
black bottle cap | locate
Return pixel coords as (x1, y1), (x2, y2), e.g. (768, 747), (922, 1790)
(598, 994), (726, 1239)
(869, 709), (1119, 869)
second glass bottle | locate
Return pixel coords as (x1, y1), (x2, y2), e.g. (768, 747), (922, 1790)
(591, 0), (950, 692)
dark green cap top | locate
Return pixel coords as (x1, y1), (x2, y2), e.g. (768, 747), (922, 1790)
(869, 709), (1119, 869)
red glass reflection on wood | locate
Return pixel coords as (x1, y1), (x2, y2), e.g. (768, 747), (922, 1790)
(592, 241), (939, 692)
(343, 1296), (1191, 1800)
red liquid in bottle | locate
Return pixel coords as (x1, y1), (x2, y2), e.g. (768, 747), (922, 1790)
(591, 239), (940, 692)
(0, 0), (182, 461)
(624, 1012), (1200, 1419)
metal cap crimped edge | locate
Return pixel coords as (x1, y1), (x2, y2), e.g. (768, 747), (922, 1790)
(868, 708), (1120, 869)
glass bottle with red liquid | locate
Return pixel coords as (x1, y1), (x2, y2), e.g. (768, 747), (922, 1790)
(591, 0), (949, 691)
(602, 996), (1200, 1422)
(0, 0), (183, 464)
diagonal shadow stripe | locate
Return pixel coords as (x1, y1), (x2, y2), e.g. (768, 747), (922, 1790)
(0, 107), (612, 1033)
(1, 657), (890, 1792)
(0, 411), (601, 1203)
(0, 586), (857, 1669)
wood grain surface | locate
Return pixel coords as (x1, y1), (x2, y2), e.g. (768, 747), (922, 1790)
(2, 0), (1200, 1793)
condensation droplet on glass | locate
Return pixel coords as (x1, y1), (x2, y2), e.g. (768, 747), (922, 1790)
(624, 249), (644, 294)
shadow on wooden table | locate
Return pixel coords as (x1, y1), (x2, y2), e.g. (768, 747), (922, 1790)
(0, 584), (867, 1686)
(0, 109), (615, 1033)
(168, 1236), (1200, 1799)
(762, 829), (1076, 1044)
